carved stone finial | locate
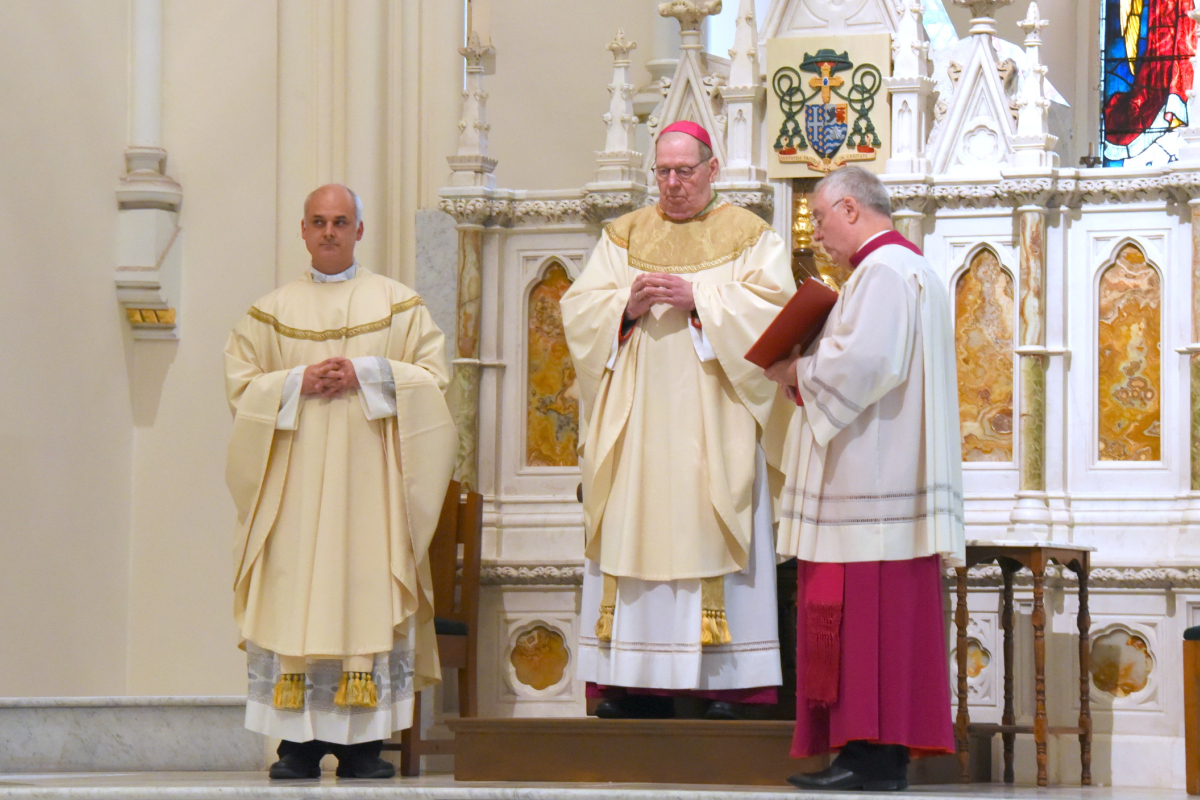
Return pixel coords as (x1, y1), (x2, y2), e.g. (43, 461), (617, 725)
(952, 0), (1012, 35)
(607, 29), (637, 64)
(1019, 1), (1048, 42)
(459, 30), (494, 69)
(658, 0), (723, 33)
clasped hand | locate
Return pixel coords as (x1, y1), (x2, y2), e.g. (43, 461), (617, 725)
(624, 273), (695, 320)
(301, 356), (360, 398)
(764, 345), (803, 404)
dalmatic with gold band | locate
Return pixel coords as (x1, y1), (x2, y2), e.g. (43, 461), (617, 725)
(561, 202), (794, 692)
(224, 267), (457, 743)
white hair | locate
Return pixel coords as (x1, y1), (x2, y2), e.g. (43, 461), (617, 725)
(303, 184), (363, 225)
(814, 166), (892, 219)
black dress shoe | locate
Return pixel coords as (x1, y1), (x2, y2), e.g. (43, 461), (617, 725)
(786, 763), (907, 792)
(331, 740), (396, 779)
(268, 753), (321, 780)
(703, 700), (741, 720)
(593, 694), (675, 719)
(335, 754), (396, 779)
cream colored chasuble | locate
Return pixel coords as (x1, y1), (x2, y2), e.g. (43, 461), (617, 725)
(224, 267), (457, 741)
(776, 241), (966, 566)
(561, 202), (795, 690)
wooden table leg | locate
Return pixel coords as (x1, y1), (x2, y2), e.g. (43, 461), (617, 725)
(1186, 638), (1200, 795)
(1076, 560), (1092, 786)
(1002, 563), (1016, 784)
(955, 567), (970, 783)
(1032, 567), (1048, 787)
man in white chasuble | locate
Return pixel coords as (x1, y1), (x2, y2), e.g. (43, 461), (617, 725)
(766, 166), (965, 792)
(560, 122), (795, 720)
(224, 184), (457, 779)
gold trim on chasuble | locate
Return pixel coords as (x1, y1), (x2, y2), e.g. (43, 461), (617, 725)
(605, 203), (771, 274)
(248, 296), (424, 341)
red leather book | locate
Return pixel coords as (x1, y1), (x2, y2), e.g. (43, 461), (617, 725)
(744, 277), (839, 369)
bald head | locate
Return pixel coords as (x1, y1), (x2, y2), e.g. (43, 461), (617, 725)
(301, 184), (364, 275)
(304, 184), (363, 225)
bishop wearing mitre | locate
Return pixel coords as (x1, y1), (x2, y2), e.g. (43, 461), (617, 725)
(224, 184), (457, 780)
(560, 122), (795, 719)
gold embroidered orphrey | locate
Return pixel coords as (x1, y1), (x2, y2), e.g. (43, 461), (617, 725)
(605, 204), (772, 274)
(248, 296), (424, 342)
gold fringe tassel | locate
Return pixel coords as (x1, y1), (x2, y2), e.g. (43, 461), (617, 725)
(272, 673), (306, 710)
(334, 671), (379, 708)
(596, 572), (618, 642)
(700, 576), (732, 646)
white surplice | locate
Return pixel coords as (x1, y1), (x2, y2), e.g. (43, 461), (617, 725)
(776, 237), (966, 566)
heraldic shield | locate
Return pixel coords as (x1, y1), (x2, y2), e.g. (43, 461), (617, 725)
(805, 104), (849, 160)
(766, 37), (890, 177)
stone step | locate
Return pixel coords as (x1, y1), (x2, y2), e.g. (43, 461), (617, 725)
(0, 697), (263, 773)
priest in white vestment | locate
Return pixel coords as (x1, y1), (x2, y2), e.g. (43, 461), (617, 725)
(560, 122), (795, 719)
(766, 166), (965, 791)
(224, 185), (457, 779)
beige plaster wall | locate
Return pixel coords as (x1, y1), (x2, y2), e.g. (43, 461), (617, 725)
(123, 0), (281, 696)
(487, 0), (659, 191)
(0, 3), (134, 697)
(0, 0), (465, 697)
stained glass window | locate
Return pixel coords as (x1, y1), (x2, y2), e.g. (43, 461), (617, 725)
(1100, 0), (1196, 168)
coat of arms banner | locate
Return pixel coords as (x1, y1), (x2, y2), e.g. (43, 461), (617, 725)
(766, 34), (892, 178)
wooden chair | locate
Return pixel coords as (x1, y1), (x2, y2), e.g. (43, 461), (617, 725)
(1186, 626), (1200, 794)
(383, 480), (483, 776)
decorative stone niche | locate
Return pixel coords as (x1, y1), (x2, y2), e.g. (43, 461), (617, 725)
(1089, 627), (1154, 698)
(951, 611), (999, 708)
(508, 623), (571, 694)
(955, 246), (1015, 462)
(510, 625), (570, 691)
(526, 261), (578, 467)
(1097, 242), (1162, 462)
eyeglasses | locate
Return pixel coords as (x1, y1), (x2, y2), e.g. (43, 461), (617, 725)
(811, 197), (846, 231)
(653, 162), (706, 181)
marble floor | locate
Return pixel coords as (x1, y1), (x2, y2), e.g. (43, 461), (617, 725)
(0, 773), (1191, 800)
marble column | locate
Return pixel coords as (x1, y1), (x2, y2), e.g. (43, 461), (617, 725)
(1188, 201), (1200, 492)
(1011, 202), (1052, 535)
(451, 228), (484, 490)
(1180, 198), (1200, 546)
(892, 207), (925, 251)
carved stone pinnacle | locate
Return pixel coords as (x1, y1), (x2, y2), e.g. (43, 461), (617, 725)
(658, 0), (723, 33)
(1019, 1), (1049, 38)
(459, 30), (494, 68)
(607, 29), (637, 62)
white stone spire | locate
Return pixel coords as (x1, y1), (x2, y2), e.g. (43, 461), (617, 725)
(594, 30), (643, 184)
(448, 31), (498, 189)
(719, 0), (764, 182)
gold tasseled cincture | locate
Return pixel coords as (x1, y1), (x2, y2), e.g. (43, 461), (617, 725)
(272, 673), (306, 709)
(700, 576), (731, 646)
(596, 572), (618, 642)
(334, 671), (379, 708)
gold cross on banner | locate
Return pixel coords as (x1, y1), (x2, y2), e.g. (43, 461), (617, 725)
(809, 63), (843, 105)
